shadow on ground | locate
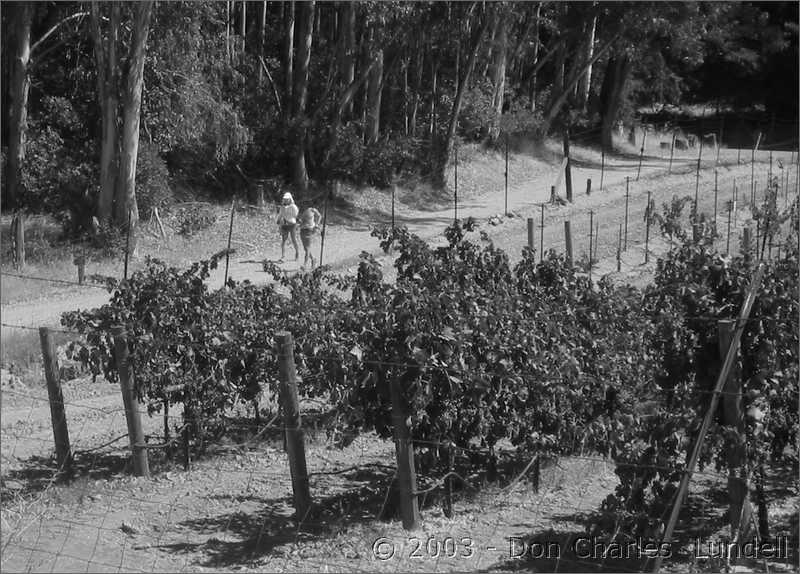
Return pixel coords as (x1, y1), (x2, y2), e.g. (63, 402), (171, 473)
(1, 451), (131, 502)
(156, 464), (400, 568)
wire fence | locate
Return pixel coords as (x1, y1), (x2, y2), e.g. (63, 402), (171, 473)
(2, 144), (798, 298)
(2, 143), (798, 573)
(3, 315), (796, 573)
(0, 387), (735, 573)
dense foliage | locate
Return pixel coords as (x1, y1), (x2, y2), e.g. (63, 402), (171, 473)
(62, 203), (798, 531)
(3, 1), (797, 229)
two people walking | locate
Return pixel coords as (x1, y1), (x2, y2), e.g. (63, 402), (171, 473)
(277, 192), (322, 269)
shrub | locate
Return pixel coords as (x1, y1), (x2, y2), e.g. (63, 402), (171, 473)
(176, 204), (217, 237)
(323, 123), (365, 183)
(136, 141), (174, 218)
(459, 80), (496, 142)
(360, 136), (421, 188)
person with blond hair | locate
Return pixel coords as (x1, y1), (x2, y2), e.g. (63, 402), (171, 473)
(298, 204), (322, 268)
(277, 192), (299, 261)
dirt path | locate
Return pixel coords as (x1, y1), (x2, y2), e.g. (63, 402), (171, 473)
(5, 143), (790, 332)
(2, 144), (792, 479)
(2, 144), (797, 573)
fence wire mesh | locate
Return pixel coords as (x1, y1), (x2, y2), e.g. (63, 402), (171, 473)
(2, 147), (798, 573)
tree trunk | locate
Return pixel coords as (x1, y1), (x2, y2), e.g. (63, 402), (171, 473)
(553, 36), (566, 104)
(5, 2), (34, 210)
(599, 54), (632, 150)
(90, 2), (121, 224)
(529, 2), (541, 111)
(240, 0), (246, 56)
(324, 54), (380, 166)
(366, 43), (383, 145)
(258, 0), (267, 84)
(436, 7), (488, 188)
(114, 1), (153, 228)
(338, 2), (356, 118)
(541, 34), (620, 136)
(508, 5), (534, 83)
(226, 0), (231, 62)
(490, 8), (508, 142)
(284, 0), (295, 115)
(577, 13), (597, 111)
(480, 9), (498, 79)
(409, 35), (424, 137)
(402, 58), (409, 135)
(290, 0), (313, 190)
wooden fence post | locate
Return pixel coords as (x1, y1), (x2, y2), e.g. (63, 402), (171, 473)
(539, 204), (545, 263)
(39, 327), (72, 473)
(636, 127), (646, 181)
(616, 223), (622, 272)
(527, 218), (534, 253)
(224, 199), (236, 286)
(742, 227), (752, 257)
(74, 255), (86, 285)
(276, 331), (312, 520)
(668, 132), (676, 175)
(12, 213), (25, 268)
(717, 319), (748, 541)
(504, 135), (509, 216)
(454, 142), (458, 221)
(750, 132), (761, 202)
(713, 170), (719, 225)
(692, 222), (701, 243)
(645, 191), (652, 264)
(624, 177), (630, 251)
(563, 129), (573, 203)
(124, 209), (132, 280)
(392, 184), (396, 230)
(600, 146), (605, 190)
(564, 221), (573, 266)
(726, 201), (733, 255)
(586, 178), (592, 196)
(588, 211), (594, 279)
(111, 326), (149, 477)
(388, 370), (421, 530)
(795, 159), (800, 197)
(319, 185), (331, 266)
(768, 150), (773, 184)
(694, 138), (703, 211)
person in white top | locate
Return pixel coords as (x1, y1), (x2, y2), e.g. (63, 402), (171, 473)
(298, 205), (322, 268)
(276, 192), (299, 261)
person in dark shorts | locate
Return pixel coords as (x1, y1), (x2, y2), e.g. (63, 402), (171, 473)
(276, 192), (299, 261)
(298, 205), (322, 268)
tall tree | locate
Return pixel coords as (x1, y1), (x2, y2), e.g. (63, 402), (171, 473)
(338, 1), (356, 119)
(365, 26), (383, 144)
(436, 2), (488, 187)
(577, 10), (597, 111)
(5, 2), (34, 209)
(288, 0), (313, 190)
(489, 4), (509, 142)
(598, 53), (632, 149)
(115, 1), (153, 225)
(90, 1), (153, 227)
